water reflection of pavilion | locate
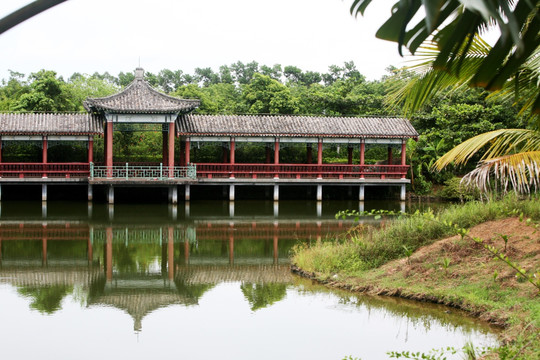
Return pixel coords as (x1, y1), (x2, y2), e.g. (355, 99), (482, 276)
(0, 218), (345, 330)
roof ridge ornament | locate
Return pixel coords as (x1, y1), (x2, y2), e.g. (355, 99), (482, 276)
(134, 67), (144, 80)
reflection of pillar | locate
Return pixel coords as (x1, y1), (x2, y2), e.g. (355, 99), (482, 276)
(107, 185), (114, 204)
(316, 201), (322, 217)
(273, 185), (279, 201)
(228, 233), (234, 265)
(184, 239), (190, 265)
(316, 221), (322, 243)
(87, 232), (93, 264)
(273, 223), (279, 265)
(88, 185), (93, 201)
(229, 185), (235, 201)
(106, 227), (113, 281)
(0, 239), (2, 264)
(168, 227), (174, 280)
(41, 184), (47, 202)
(42, 225), (47, 266)
(41, 199), (47, 218)
(273, 201), (279, 217)
(229, 200), (235, 217)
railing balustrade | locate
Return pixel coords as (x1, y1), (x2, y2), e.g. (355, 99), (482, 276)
(0, 163), (90, 178)
(89, 163), (197, 180)
(196, 163), (408, 180)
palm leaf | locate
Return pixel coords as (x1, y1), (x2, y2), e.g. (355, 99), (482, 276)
(433, 129), (540, 170)
(462, 150), (540, 193)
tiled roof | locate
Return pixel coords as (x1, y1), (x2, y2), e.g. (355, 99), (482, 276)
(84, 68), (199, 114)
(177, 114), (418, 138)
(0, 113), (103, 135)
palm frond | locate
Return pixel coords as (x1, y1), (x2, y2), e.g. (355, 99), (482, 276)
(462, 150), (540, 194)
(433, 129), (540, 170)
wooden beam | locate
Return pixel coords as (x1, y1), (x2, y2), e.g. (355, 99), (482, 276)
(88, 136), (93, 163)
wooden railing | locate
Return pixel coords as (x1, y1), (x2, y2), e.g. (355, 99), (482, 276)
(196, 163), (409, 180)
(0, 163), (90, 179)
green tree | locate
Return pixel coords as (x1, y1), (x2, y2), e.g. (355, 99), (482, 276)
(240, 283), (287, 311)
(12, 70), (76, 112)
(242, 73), (299, 114)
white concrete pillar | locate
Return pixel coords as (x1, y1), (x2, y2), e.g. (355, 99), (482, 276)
(273, 185), (279, 201)
(273, 201), (279, 217)
(316, 184), (322, 201)
(359, 201), (365, 214)
(107, 185), (114, 204)
(185, 185), (191, 201)
(87, 185), (93, 201)
(229, 201), (235, 218)
(400, 184), (406, 201)
(316, 201), (322, 218)
(170, 186), (178, 204)
(41, 184), (47, 202)
(400, 201), (406, 214)
(359, 185), (365, 201)
(229, 184), (235, 201)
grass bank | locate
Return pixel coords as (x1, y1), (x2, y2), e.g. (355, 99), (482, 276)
(292, 197), (540, 359)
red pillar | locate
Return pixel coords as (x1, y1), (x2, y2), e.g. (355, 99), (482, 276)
(360, 141), (365, 179)
(168, 122), (175, 177)
(106, 122), (113, 177)
(401, 140), (407, 179)
(347, 146), (353, 165)
(230, 138), (235, 164)
(0, 136), (2, 163)
(274, 139), (280, 179)
(88, 137), (94, 163)
(317, 139), (323, 165)
(274, 139), (279, 164)
(307, 144), (312, 164)
(185, 138), (191, 164)
(388, 147), (393, 165)
(401, 141), (407, 165)
(42, 136), (48, 178)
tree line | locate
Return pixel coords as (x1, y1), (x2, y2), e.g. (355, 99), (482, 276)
(0, 61), (525, 195)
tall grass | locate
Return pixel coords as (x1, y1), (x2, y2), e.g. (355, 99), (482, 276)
(292, 196), (540, 275)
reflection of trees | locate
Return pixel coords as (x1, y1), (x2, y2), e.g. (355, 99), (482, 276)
(174, 279), (215, 303)
(240, 283), (287, 311)
(18, 285), (73, 314)
(113, 244), (160, 274)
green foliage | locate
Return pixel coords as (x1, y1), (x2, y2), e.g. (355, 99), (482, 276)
(18, 285), (73, 314)
(438, 177), (480, 202)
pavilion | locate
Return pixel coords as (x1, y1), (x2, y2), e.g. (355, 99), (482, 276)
(0, 68), (418, 203)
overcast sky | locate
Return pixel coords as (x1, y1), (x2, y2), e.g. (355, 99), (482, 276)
(0, 0), (406, 82)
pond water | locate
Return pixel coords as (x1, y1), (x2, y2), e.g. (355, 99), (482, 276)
(0, 200), (499, 360)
